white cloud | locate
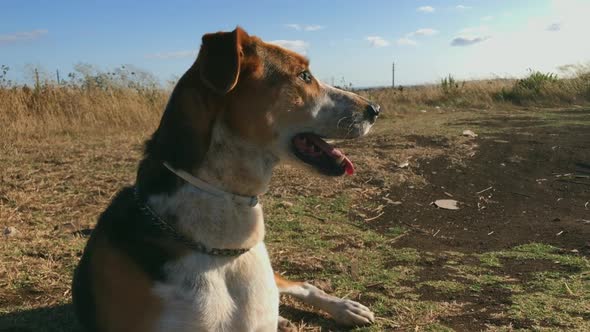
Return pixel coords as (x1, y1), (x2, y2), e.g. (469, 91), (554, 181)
(408, 28), (439, 37)
(417, 6), (435, 13)
(269, 39), (310, 54)
(397, 37), (418, 46)
(0, 29), (48, 45)
(303, 25), (324, 31)
(546, 22), (562, 31)
(397, 28), (437, 47)
(450, 36), (490, 46)
(481, 16), (494, 21)
(450, 25), (492, 47)
(145, 50), (197, 59)
(365, 36), (390, 47)
(285, 24), (301, 30)
(456, 5), (471, 10)
(285, 24), (324, 31)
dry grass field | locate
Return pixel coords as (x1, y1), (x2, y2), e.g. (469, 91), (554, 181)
(1, 69), (589, 331)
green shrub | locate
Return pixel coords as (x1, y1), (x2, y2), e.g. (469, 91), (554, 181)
(0, 65), (12, 88)
(440, 74), (462, 96)
(496, 70), (563, 104)
(516, 71), (558, 92)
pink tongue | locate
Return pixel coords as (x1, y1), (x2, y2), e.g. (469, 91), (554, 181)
(339, 153), (355, 175)
(306, 135), (355, 175)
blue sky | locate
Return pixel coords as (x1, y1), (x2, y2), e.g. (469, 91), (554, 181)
(1, 0), (589, 87)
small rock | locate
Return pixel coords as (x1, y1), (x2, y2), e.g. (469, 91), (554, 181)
(462, 130), (478, 138)
(383, 197), (402, 205)
(508, 155), (525, 164)
(3, 226), (19, 237)
(434, 199), (460, 210)
(279, 201), (294, 208)
(396, 160), (410, 169)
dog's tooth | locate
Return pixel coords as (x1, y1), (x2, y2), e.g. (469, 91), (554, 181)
(336, 155), (345, 164)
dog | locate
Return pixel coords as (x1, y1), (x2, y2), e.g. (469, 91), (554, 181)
(72, 26), (379, 332)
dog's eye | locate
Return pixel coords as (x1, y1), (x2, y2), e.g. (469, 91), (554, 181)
(298, 70), (313, 84)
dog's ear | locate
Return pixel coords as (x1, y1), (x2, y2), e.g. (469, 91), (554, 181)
(141, 28), (250, 180)
(198, 27), (248, 94)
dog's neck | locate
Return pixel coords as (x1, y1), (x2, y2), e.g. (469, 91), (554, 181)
(147, 122), (278, 250)
(195, 122), (278, 197)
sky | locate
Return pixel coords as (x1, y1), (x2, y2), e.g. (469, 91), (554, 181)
(1, 0), (590, 87)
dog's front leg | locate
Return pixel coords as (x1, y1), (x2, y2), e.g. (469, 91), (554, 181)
(274, 273), (374, 326)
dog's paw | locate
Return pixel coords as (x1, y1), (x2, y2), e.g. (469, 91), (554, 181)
(278, 316), (298, 332)
(329, 299), (375, 326)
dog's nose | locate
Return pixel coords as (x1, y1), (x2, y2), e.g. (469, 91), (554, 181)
(365, 104), (380, 122)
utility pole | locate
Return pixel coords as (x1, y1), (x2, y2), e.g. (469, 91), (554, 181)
(392, 61), (395, 88)
(56, 69), (61, 85)
(34, 68), (40, 90)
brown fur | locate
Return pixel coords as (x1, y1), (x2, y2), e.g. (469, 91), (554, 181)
(91, 236), (162, 332)
(274, 273), (304, 289)
(72, 188), (190, 332)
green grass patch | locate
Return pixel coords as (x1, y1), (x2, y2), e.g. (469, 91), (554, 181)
(387, 248), (421, 264)
(481, 243), (589, 270)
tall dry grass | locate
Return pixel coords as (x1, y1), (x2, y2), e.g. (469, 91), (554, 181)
(0, 85), (166, 137)
(361, 67), (590, 112)
(360, 79), (516, 112)
(1, 65), (589, 139)
(0, 65), (167, 139)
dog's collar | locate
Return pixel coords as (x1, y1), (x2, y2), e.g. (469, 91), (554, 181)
(133, 186), (250, 257)
(163, 162), (259, 207)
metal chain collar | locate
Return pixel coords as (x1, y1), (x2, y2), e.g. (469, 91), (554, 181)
(133, 186), (250, 257)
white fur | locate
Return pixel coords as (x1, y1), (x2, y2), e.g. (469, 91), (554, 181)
(278, 282), (375, 326)
(149, 182), (278, 331)
(153, 242), (278, 332)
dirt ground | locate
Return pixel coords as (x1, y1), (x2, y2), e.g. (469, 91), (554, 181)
(1, 105), (589, 331)
(382, 112), (590, 253)
(371, 111), (590, 330)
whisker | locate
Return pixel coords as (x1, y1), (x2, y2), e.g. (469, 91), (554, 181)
(337, 116), (353, 129)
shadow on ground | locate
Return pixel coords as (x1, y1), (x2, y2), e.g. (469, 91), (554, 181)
(0, 304), (80, 332)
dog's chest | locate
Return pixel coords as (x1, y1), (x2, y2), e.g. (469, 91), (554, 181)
(152, 243), (279, 332)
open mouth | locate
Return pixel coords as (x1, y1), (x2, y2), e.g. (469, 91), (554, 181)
(291, 133), (354, 176)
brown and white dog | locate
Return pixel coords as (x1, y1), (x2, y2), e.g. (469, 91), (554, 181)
(72, 27), (379, 332)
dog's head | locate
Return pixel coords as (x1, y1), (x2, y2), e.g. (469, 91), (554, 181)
(152, 27), (379, 177)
